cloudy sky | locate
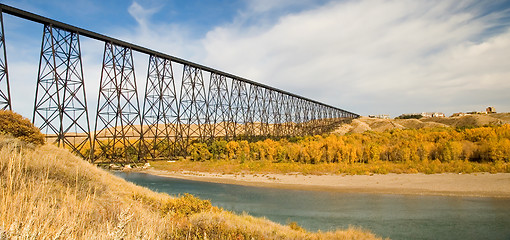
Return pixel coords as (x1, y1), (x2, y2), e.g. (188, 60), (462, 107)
(1, 0), (510, 119)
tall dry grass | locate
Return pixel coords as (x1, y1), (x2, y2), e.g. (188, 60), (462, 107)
(0, 135), (383, 239)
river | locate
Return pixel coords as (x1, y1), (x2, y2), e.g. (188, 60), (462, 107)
(115, 172), (510, 240)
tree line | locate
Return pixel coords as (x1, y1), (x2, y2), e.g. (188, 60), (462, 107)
(187, 125), (510, 164)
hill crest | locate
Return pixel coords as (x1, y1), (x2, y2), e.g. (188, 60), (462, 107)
(334, 113), (510, 135)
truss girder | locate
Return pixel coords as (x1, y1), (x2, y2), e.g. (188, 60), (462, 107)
(32, 25), (91, 158)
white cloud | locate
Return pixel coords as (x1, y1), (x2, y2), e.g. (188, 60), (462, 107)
(6, 0), (509, 120)
(197, 0), (510, 116)
(128, 1), (160, 27)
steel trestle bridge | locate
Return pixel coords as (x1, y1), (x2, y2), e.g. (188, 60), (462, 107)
(0, 4), (359, 162)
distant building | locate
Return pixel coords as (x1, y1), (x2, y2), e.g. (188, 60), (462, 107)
(432, 112), (445, 118)
(421, 112), (445, 118)
(451, 107), (496, 117)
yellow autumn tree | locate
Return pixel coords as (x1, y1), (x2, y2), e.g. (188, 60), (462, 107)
(226, 141), (240, 160)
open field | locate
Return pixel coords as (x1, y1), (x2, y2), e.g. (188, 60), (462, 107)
(0, 135), (383, 239)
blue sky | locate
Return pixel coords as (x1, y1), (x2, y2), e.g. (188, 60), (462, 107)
(1, 0), (510, 119)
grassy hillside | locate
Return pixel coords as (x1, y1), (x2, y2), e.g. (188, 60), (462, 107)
(333, 113), (510, 135)
(0, 135), (382, 239)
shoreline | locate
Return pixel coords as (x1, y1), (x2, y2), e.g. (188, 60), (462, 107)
(133, 168), (510, 198)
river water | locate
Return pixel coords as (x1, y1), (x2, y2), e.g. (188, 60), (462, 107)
(115, 172), (510, 240)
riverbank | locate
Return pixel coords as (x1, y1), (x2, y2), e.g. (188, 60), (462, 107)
(137, 168), (510, 198)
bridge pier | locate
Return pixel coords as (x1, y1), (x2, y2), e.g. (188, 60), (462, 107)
(229, 78), (249, 138)
(207, 73), (230, 140)
(141, 55), (179, 159)
(248, 85), (263, 137)
(33, 25), (91, 158)
(177, 65), (208, 154)
(93, 42), (142, 162)
(0, 10), (11, 110)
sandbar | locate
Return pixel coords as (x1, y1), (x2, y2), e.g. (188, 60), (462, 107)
(137, 168), (510, 198)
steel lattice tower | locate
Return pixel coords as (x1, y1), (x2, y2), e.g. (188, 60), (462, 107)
(0, 10), (10, 110)
(229, 79), (249, 138)
(248, 85), (264, 137)
(239, 82), (252, 137)
(177, 65), (208, 153)
(290, 97), (301, 136)
(141, 55), (178, 159)
(207, 73), (230, 140)
(299, 98), (310, 136)
(265, 88), (277, 137)
(282, 94), (293, 136)
(93, 42), (142, 161)
(243, 84), (256, 137)
(272, 91), (284, 137)
(33, 25), (91, 157)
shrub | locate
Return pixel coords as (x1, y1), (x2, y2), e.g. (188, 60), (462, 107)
(287, 221), (304, 231)
(396, 114), (422, 119)
(0, 110), (45, 145)
(189, 142), (212, 161)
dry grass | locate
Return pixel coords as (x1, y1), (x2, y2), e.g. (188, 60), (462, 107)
(421, 114), (508, 128)
(0, 135), (383, 239)
(334, 113), (510, 135)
